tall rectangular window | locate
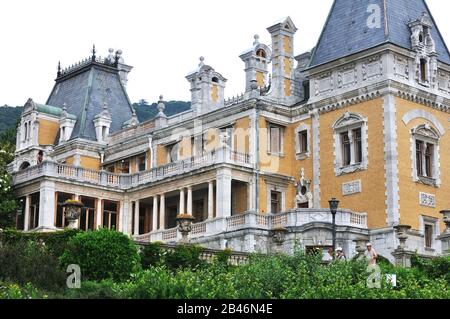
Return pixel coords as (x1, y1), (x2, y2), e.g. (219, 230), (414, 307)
(420, 59), (427, 83)
(103, 201), (118, 230)
(299, 130), (308, 154)
(425, 224), (433, 248)
(79, 196), (96, 231)
(425, 143), (433, 178)
(270, 191), (282, 214)
(269, 124), (284, 155)
(416, 140), (424, 176)
(137, 154), (146, 172)
(353, 128), (362, 164)
(341, 132), (351, 166)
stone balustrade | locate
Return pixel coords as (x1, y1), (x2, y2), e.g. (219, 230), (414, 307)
(12, 147), (252, 189)
(133, 209), (368, 244)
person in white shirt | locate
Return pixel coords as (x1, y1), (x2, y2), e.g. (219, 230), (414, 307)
(364, 243), (378, 265)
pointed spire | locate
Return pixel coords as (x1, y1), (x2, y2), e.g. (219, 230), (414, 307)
(57, 61), (62, 77)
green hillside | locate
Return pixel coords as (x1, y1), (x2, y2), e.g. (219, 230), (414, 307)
(0, 101), (191, 135)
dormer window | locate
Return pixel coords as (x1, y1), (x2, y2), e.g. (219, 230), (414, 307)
(256, 49), (267, 58)
(419, 32), (424, 44)
(212, 77), (219, 83)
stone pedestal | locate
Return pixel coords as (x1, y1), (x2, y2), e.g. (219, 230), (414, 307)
(272, 227), (288, 254)
(392, 225), (413, 267)
(176, 214), (195, 243)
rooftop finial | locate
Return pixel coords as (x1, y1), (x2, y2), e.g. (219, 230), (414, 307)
(157, 95), (166, 114)
(92, 44), (97, 62)
(103, 101), (108, 110)
(199, 56), (205, 67)
(57, 61), (62, 77)
(253, 34), (260, 45)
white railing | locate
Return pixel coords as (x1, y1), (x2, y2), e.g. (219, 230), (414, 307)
(12, 147), (252, 189)
(134, 210), (368, 244)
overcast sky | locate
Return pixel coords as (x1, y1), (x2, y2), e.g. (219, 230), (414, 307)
(0, 0), (448, 106)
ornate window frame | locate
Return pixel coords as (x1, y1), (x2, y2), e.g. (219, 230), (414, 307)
(266, 183), (286, 214)
(419, 215), (440, 251)
(294, 123), (310, 160)
(411, 124), (441, 187)
(332, 112), (368, 176)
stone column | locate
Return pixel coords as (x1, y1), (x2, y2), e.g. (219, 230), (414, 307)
(134, 200), (140, 235)
(23, 195), (31, 231)
(187, 186), (193, 215)
(152, 196), (158, 231)
(73, 194), (80, 229)
(96, 199), (103, 229)
(208, 181), (214, 220)
(179, 188), (185, 215)
(159, 194), (165, 230)
(122, 197), (131, 235)
(38, 180), (56, 230)
(216, 168), (232, 218)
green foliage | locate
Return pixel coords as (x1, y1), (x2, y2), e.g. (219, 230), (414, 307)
(140, 242), (165, 269)
(0, 127), (18, 228)
(0, 282), (46, 299)
(164, 244), (205, 271)
(0, 228), (80, 258)
(0, 240), (66, 291)
(215, 248), (232, 266)
(60, 228), (141, 282)
(0, 106), (22, 135)
(411, 254), (450, 284)
(132, 100), (191, 122)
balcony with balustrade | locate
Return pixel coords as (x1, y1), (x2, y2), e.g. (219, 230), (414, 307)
(11, 147), (252, 191)
(133, 209), (369, 246)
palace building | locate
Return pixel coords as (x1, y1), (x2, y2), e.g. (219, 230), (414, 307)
(11, 0), (450, 262)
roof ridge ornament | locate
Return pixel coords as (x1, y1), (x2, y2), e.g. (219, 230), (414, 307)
(91, 44), (97, 62)
(199, 56), (205, 67)
(253, 34), (260, 46)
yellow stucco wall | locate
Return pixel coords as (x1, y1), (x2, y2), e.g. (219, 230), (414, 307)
(233, 117), (250, 153)
(38, 119), (59, 146)
(80, 156), (100, 171)
(318, 98), (387, 229)
(396, 97), (448, 231)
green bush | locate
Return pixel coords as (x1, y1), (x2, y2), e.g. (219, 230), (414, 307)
(140, 242), (165, 269)
(411, 254), (450, 284)
(164, 244), (205, 270)
(64, 280), (119, 299)
(0, 228), (80, 258)
(60, 228), (141, 282)
(0, 282), (46, 299)
(0, 240), (66, 291)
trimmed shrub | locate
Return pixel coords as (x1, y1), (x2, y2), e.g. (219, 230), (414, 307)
(411, 254), (450, 284)
(0, 228), (80, 258)
(60, 228), (141, 282)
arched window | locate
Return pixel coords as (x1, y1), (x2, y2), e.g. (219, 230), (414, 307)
(19, 162), (31, 170)
(412, 124), (440, 186)
(212, 77), (219, 83)
(332, 112), (368, 176)
(256, 49), (267, 58)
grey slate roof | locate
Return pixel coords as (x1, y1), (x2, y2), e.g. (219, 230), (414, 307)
(46, 63), (135, 143)
(309, 0), (450, 67)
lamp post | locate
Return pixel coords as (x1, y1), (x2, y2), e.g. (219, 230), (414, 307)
(328, 197), (340, 260)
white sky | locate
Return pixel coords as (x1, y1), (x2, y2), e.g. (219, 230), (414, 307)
(0, 0), (448, 106)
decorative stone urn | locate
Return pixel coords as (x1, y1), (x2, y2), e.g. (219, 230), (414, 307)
(62, 200), (84, 229)
(440, 210), (450, 234)
(272, 227), (288, 245)
(394, 225), (411, 250)
(353, 237), (368, 259)
(176, 214), (195, 243)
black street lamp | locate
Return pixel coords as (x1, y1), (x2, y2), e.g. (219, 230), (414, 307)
(328, 197), (340, 259)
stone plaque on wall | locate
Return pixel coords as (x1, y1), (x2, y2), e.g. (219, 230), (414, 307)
(342, 180), (362, 196)
(419, 192), (436, 208)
